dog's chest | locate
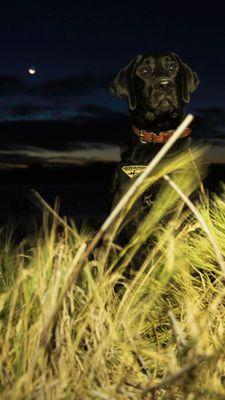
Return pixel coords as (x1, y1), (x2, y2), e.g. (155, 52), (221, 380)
(115, 144), (160, 208)
(114, 138), (191, 208)
(118, 142), (161, 184)
(118, 138), (191, 182)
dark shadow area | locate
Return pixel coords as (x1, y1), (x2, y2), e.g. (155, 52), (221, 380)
(0, 109), (223, 237)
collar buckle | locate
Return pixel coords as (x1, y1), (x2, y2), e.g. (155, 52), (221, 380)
(139, 130), (147, 144)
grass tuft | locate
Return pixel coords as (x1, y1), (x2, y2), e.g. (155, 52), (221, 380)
(0, 144), (225, 399)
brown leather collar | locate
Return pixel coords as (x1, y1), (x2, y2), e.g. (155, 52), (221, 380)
(132, 124), (191, 144)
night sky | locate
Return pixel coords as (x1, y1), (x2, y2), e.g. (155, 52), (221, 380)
(0, 1), (224, 80)
(0, 1), (223, 119)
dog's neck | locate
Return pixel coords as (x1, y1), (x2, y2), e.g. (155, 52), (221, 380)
(130, 111), (184, 133)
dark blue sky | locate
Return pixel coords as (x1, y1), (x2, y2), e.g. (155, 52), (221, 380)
(0, 1), (224, 80)
(0, 0), (224, 119)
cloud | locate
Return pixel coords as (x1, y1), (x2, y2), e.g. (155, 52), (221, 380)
(76, 104), (115, 116)
(4, 101), (118, 122)
(0, 76), (28, 95)
(0, 73), (112, 98)
(193, 108), (225, 137)
(0, 142), (120, 166)
(10, 104), (55, 117)
(37, 75), (111, 97)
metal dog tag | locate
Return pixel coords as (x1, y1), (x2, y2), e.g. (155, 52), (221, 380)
(122, 165), (147, 179)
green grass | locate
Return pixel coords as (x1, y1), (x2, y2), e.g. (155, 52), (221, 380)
(1, 145), (225, 399)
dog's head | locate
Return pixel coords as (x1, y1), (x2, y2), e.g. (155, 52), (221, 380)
(109, 52), (199, 126)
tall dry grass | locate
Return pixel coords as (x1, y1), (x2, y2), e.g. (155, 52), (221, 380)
(1, 123), (225, 399)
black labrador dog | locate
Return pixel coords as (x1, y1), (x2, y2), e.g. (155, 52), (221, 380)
(109, 52), (199, 263)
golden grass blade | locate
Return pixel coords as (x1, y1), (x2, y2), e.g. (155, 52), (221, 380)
(141, 354), (211, 398)
(39, 242), (87, 347)
(28, 189), (81, 240)
(164, 174), (225, 274)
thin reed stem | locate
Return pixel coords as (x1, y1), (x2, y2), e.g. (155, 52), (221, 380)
(164, 174), (225, 274)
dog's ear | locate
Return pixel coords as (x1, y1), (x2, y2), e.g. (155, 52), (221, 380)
(109, 55), (143, 110)
(172, 53), (199, 104)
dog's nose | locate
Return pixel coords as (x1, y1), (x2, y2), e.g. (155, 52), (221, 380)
(155, 78), (173, 90)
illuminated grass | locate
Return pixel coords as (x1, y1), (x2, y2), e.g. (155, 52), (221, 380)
(0, 146), (225, 399)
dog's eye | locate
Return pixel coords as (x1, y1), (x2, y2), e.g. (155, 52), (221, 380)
(140, 67), (149, 76)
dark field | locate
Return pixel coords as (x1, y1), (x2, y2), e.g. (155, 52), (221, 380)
(0, 110), (224, 234)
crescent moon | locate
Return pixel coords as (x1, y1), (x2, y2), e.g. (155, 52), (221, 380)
(28, 68), (36, 75)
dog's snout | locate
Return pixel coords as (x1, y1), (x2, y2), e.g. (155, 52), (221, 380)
(155, 78), (173, 90)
